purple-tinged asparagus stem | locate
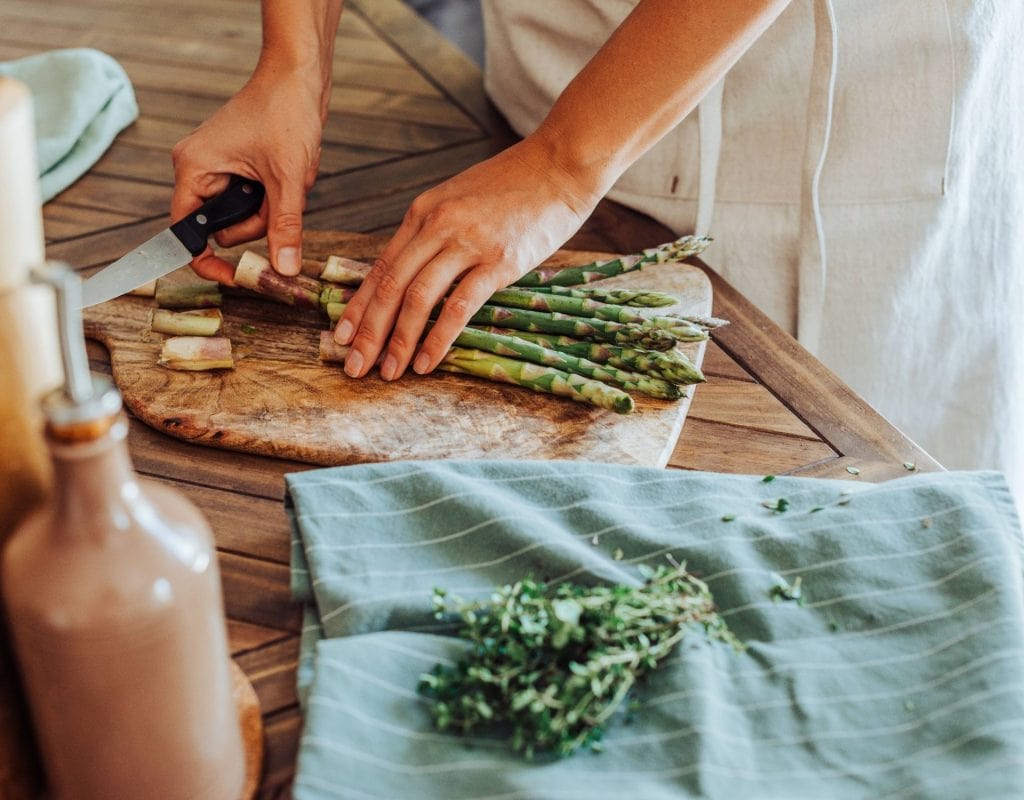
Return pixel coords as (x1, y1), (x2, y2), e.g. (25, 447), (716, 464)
(154, 279), (222, 309)
(321, 255), (373, 285)
(158, 336), (234, 371)
(234, 250), (322, 309)
(319, 331), (352, 363)
(149, 308), (223, 337)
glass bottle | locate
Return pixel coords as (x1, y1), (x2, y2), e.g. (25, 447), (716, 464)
(1, 266), (245, 800)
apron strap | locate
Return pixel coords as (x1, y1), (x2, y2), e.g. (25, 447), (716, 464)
(796, 0), (839, 351)
(695, 78), (726, 238)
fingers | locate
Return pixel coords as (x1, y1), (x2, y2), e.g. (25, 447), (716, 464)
(414, 266), (512, 374)
(335, 233), (442, 379)
(189, 247), (240, 285)
(378, 251), (475, 381)
(265, 177), (307, 277)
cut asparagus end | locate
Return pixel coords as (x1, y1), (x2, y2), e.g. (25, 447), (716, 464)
(127, 279), (157, 298)
(154, 279), (222, 309)
(234, 250), (323, 309)
(321, 255), (372, 285)
(325, 302), (347, 323)
(158, 336), (234, 371)
(149, 308), (223, 337)
(318, 331), (350, 363)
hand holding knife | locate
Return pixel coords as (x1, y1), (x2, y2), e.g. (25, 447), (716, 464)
(79, 176), (265, 308)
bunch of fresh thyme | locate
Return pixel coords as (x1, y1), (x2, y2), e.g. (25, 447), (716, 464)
(418, 562), (741, 758)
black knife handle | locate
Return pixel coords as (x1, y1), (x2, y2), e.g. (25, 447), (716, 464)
(170, 176), (266, 256)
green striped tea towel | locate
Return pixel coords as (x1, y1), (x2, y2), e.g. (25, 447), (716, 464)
(287, 462), (1024, 799)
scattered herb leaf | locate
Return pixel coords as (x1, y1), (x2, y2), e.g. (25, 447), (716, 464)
(846, 466), (861, 476)
(903, 462), (917, 471)
(769, 574), (803, 605)
(761, 498), (790, 513)
(721, 514), (736, 523)
(240, 324), (258, 334)
(612, 548), (624, 561)
(761, 475), (776, 484)
(418, 566), (741, 758)
(809, 506), (824, 514)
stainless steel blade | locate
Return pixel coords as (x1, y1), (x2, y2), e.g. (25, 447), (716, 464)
(79, 228), (193, 308)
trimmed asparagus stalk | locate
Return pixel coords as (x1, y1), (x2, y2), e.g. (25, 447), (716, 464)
(530, 285), (679, 307)
(317, 333), (634, 413)
(453, 327), (682, 400)
(234, 250), (322, 309)
(158, 336), (234, 371)
(149, 308), (223, 337)
(513, 235), (712, 287)
(441, 348), (634, 414)
(468, 304), (676, 350)
(472, 327), (705, 384)
(321, 255), (373, 285)
(154, 279), (222, 309)
(128, 279), (157, 297)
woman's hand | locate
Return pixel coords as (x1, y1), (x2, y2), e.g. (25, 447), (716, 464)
(334, 137), (601, 381)
(170, 63), (326, 284)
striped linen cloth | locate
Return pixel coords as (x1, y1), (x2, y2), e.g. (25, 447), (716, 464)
(287, 462), (1024, 799)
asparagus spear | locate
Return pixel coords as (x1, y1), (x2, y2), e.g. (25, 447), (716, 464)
(453, 327), (683, 400)
(158, 336), (234, 371)
(321, 255), (372, 285)
(154, 279), (222, 309)
(320, 285), (357, 307)
(149, 308), (223, 337)
(234, 251), (322, 309)
(665, 313), (730, 331)
(441, 349), (635, 414)
(490, 288), (652, 325)
(472, 327), (705, 385)
(513, 235), (711, 287)
(317, 333), (634, 414)
(645, 316), (709, 342)
(530, 285), (679, 307)
(469, 304), (677, 350)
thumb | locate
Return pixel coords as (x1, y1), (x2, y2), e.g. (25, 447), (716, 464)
(266, 179), (307, 276)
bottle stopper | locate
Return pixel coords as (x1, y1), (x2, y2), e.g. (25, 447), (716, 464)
(31, 263), (121, 440)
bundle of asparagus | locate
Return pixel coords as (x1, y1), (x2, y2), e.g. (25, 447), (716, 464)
(234, 238), (723, 413)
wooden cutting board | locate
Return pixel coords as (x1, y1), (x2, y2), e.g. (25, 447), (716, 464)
(83, 231), (712, 468)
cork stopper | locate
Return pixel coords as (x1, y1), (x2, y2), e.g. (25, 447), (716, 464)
(32, 262), (123, 442)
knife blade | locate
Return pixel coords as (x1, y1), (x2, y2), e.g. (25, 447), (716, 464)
(80, 176), (265, 308)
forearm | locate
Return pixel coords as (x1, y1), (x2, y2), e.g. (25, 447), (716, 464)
(259, 0), (344, 117)
(532, 0), (792, 204)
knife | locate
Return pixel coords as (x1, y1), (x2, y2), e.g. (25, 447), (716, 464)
(79, 176), (265, 308)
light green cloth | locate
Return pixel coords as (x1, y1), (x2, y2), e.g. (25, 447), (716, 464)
(0, 48), (138, 201)
(287, 462), (1024, 799)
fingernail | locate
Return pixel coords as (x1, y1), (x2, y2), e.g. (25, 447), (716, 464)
(344, 349), (364, 377)
(413, 352), (431, 374)
(277, 247), (300, 276)
(335, 319), (353, 344)
(380, 353), (398, 381)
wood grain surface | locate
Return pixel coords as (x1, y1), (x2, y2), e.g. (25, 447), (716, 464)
(83, 231), (712, 469)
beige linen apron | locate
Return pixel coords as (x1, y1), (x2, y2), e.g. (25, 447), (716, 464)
(483, 0), (1024, 510)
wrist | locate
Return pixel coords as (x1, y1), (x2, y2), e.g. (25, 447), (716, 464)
(527, 120), (626, 210)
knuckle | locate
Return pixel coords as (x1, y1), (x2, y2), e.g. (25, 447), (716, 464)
(273, 211), (303, 234)
(403, 279), (435, 311)
(442, 293), (474, 320)
(387, 331), (414, 353)
(352, 324), (382, 349)
(373, 268), (402, 303)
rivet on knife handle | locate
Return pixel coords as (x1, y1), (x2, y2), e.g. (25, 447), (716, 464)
(169, 176), (266, 256)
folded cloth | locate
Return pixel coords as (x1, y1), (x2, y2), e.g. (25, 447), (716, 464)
(0, 48), (137, 201)
(287, 462), (1024, 800)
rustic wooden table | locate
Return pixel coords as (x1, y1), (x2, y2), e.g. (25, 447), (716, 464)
(0, 0), (940, 795)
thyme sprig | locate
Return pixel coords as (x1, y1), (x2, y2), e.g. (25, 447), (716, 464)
(418, 563), (741, 758)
